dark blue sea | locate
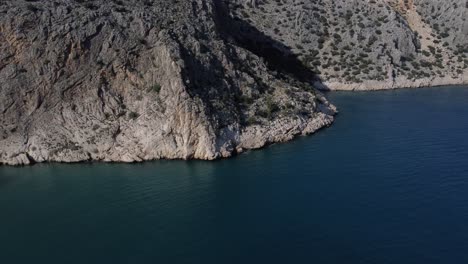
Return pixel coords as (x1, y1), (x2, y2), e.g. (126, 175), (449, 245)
(1, 86), (468, 264)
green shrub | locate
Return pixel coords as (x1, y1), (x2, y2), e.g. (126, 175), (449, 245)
(129, 112), (139, 120)
(246, 116), (258, 125)
(148, 84), (161, 93)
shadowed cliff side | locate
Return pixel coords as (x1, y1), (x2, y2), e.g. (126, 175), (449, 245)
(213, 0), (323, 86)
(0, 0), (335, 165)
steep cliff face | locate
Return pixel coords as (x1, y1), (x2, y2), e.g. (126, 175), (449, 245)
(231, 0), (467, 90)
(0, 0), (335, 165)
(1, 0), (466, 165)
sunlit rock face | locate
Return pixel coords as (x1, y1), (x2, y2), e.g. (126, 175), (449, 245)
(0, 0), (335, 165)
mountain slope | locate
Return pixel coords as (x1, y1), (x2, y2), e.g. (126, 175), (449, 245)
(1, 0), (466, 165)
(0, 0), (335, 165)
(231, 0), (467, 90)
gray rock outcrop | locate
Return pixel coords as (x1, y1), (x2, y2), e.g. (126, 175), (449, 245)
(0, 0), (335, 165)
(1, 0), (466, 165)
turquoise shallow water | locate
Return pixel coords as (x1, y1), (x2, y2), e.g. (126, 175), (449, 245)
(1, 86), (468, 264)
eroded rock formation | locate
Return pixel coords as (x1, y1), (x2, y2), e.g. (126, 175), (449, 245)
(0, 0), (335, 165)
(1, 0), (466, 165)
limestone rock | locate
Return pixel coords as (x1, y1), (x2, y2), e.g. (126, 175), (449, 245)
(0, 0), (335, 165)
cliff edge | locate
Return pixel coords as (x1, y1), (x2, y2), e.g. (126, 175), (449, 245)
(0, 0), (335, 165)
(1, 0), (466, 165)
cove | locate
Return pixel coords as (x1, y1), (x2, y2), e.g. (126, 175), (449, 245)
(1, 86), (467, 264)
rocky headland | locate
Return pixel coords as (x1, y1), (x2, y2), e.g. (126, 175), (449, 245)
(0, 0), (466, 165)
(0, 0), (336, 165)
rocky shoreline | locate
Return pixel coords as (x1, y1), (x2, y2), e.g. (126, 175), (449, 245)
(0, 0), (337, 166)
(1, 0), (466, 166)
(1, 108), (336, 166)
(319, 74), (468, 91)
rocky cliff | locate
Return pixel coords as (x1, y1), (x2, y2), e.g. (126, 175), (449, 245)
(1, 0), (466, 165)
(232, 0), (467, 90)
(0, 0), (335, 165)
